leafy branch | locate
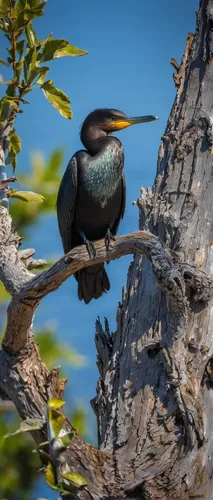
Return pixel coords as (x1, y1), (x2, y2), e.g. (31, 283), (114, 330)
(5, 398), (87, 495)
(0, 0), (87, 173)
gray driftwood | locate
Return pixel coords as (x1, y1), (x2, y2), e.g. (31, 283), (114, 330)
(1, 0), (213, 498)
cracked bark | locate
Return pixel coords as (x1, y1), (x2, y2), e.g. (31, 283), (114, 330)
(94, 1), (213, 498)
(1, 0), (213, 498)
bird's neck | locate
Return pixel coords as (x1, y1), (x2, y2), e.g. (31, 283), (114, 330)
(81, 127), (124, 208)
(81, 125), (110, 155)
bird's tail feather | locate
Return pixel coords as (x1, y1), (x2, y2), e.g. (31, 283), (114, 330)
(75, 264), (110, 304)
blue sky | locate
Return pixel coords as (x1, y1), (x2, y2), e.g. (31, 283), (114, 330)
(1, 0), (198, 497)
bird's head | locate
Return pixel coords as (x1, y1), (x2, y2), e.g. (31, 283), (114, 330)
(81, 108), (158, 136)
(80, 108), (158, 153)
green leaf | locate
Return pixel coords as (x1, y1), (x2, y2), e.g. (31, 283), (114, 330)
(0, 282), (10, 302)
(25, 21), (38, 47)
(0, 0), (10, 8)
(36, 328), (86, 368)
(43, 78), (53, 85)
(41, 82), (72, 119)
(28, 0), (42, 6)
(37, 449), (49, 465)
(0, 98), (8, 120)
(15, 2), (46, 30)
(48, 398), (65, 410)
(5, 418), (44, 438)
(28, 65), (49, 85)
(46, 149), (64, 173)
(24, 47), (37, 81)
(0, 58), (9, 67)
(0, 20), (9, 31)
(4, 95), (20, 101)
(61, 472), (87, 488)
(0, 0), (10, 17)
(10, 132), (21, 154)
(45, 461), (67, 493)
(15, 56), (24, 79)
(16, 39), (25, 56)
(12, 156), (17, 173)
(71, 407), (87, 435)
(58, 431), (74, 450)
(9, 190), (45, 203)
(14, 0), (27, 17)
(36, 67), (49, 85)
(28, 0), (46, 13)
(6, 46), (13, 57)
(40, 39), (68, 62)
(44, 149), (64, 179)
(36, 33), (52, 50)
(3, 96), (19, 110)
(48, 409), (65, 439)
(6, 82), (16, 97)
(44, 461), (57, 488)
(29, 151), (44, 180)
(5, 150), (16, 172)
(21, 85), (32, 95)
(55, 45), (88, 58)
(26, 2), (46, 18)
(35, 440), (49, 450)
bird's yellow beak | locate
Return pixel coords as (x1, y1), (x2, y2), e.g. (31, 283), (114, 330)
(109, 115), (158, 131)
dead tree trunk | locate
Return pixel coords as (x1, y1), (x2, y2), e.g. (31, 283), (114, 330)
(1, 1), (213, 499)
(94, 1), (213, 498)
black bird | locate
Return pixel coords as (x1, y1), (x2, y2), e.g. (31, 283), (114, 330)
(57, 109), (158, 304)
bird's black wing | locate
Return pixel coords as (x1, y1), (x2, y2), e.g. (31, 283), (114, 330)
(112, 173), (126, 235)
(56, 155), (78, 254)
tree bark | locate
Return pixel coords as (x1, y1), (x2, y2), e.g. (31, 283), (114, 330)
(94, 1), (213, 498)
(1, 0), (213, 499)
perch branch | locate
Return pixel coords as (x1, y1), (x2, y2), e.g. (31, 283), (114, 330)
(0, 201), (188, 352)
(1, 205), (212, 353)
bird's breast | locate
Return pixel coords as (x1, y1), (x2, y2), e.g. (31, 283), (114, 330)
(81, 141), (124, 208)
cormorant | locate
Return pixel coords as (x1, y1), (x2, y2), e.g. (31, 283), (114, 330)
(57, 108), (158, 304)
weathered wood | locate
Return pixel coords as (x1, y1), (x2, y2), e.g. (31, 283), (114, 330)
(94, 0), (213, 497)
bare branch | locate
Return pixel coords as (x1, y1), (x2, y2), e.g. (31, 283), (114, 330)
(18, 249), (48, 270)
(0, 198), (188, 353)
(1, 203), (212, 354)
(0, 176), (17, 190)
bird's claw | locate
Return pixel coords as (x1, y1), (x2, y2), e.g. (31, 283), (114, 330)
(85, 239), (96, 259)
(105, 229), (116, 252)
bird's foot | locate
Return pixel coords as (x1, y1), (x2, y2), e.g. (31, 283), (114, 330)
(79, 229), (96, 259)
(85, 239), (96, 259)
(105, 228), (116, 252)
